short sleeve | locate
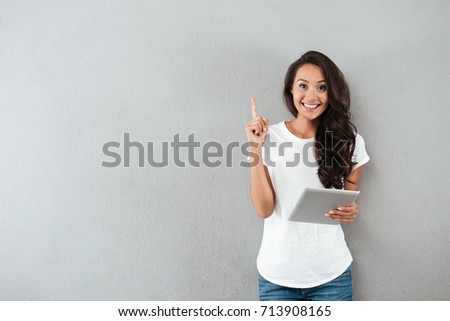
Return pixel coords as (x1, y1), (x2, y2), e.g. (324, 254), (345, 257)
(352, 133), (370, 170)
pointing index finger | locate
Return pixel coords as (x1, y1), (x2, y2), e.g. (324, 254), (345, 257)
(251, 97), (258, 119)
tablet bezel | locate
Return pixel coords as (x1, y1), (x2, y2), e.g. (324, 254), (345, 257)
(288, 187), (360, 225)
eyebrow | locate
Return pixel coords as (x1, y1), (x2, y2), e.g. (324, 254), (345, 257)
(297, 78), (326, 83)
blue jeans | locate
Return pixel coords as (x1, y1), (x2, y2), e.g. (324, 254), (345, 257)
(258, 266), (353, 301)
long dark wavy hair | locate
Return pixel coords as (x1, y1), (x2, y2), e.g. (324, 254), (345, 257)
(283, 51), (357, 189)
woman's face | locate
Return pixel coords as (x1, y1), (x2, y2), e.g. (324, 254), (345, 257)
(291, 63), (329, 122)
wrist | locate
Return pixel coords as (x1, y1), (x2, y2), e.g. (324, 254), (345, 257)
(248, 141), (263, 152)
(246, 142), (263, 162)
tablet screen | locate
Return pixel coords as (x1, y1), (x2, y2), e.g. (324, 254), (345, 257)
(288, 187), (360, 225)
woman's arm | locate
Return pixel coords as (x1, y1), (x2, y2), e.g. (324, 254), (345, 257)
(245, 98), (276, 219)
(344, 165), (365, 191)
(249, 145), (276, 218)
(326, 165), (365, 223)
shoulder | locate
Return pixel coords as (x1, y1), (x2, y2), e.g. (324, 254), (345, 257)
(354, 132), (368, 149)
(265, 120), (294, 144)
(355, 132), (365, 144)
(352, 132), (370, 168)
(268, 121), (286, 132)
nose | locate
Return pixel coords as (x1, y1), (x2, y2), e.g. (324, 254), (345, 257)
(304, 88), (318, 102)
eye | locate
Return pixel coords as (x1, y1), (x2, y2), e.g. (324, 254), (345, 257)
(298, 83), (307, 89)
(317, 85), (327, 92)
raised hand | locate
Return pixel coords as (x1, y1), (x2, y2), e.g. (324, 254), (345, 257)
(245, 97), (269, 144)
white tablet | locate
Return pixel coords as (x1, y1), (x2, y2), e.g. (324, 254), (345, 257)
(288, 187), (360, 225)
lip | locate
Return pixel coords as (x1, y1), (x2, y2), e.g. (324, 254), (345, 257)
(301, 102), (320, 109)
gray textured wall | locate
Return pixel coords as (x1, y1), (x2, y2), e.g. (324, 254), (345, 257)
(1, 0), (449, 300)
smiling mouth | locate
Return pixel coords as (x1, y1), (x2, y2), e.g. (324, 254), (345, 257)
(301, 102), (320, 109)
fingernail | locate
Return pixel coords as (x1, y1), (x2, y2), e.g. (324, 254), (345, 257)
(337, 207), (342, 211)
(325, 213), (329, 217)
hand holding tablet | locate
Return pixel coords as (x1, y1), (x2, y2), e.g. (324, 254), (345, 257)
(288, 187), (360, 225)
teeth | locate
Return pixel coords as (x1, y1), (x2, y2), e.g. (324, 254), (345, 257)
(302, 102), (319, 109)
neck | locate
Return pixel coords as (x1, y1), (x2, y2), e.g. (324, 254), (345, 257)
(291, 117), (319, 139)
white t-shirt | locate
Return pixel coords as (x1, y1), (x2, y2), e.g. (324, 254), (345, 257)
(256, 120), (370, 288)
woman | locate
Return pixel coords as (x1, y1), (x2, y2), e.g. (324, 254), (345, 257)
(245, 51), (370, 301)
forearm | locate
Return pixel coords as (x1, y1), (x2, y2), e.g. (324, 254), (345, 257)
(249, 146), (275, 218)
